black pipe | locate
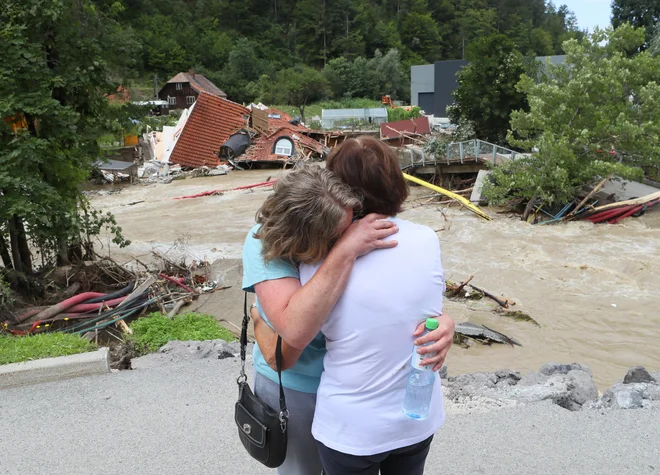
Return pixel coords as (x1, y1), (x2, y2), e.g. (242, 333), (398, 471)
(82, 282), (135, 304)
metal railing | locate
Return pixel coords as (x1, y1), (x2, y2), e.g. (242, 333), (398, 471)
(401, 139), (522, 169)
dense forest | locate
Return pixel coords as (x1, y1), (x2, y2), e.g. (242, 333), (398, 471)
(99, 0), (585, 103)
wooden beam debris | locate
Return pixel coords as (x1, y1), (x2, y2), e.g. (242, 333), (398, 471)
(402, 173), (492, 220)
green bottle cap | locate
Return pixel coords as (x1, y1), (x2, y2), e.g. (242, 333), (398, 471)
(425, 318), (439, 330)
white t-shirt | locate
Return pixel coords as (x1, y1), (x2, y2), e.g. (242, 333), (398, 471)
(299, 217), (446, 456)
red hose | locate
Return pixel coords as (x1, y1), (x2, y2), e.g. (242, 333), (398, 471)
(587, 206), (632, 223)
(173, 180), (277, 200)
(19, 292), (107, 323)
(66, 296), (127, 313)
(609, 205), (644, 224)
(159, 273), (195, 293)
(16, 307), (49, 322)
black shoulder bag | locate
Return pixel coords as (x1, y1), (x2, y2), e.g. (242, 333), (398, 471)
(234, 292), (289, 468)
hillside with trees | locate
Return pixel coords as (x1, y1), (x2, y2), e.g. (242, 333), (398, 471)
(98, 0), (585, 103)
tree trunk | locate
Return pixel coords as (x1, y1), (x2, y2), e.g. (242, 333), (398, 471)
(13, 216), (32, 274)
(0, 232), (13, 269)
(57, 235), (71, 266)
(299, 105), (306, 125)
(8, 217), (23, 274)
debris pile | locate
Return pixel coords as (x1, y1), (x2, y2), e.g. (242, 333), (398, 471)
(444, 276), (539, 348)
(3, 255), (224, 340)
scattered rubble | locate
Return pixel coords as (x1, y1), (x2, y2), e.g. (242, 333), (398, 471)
(131, 340), (244, 370)
(587, 367), (660, 410)
(444, 363), (599, 411)
(443, 365), (660, 412)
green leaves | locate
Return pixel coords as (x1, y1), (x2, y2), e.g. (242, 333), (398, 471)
(1, 0), (131, 271)
(450, 34), (530, 144)
(487, 25), (660, 206)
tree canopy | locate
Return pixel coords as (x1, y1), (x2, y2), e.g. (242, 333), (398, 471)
(1, 0), (131, 277)
(448, 34), (534, 144)
(91, 0), (585, 104)
(484, 25), (660, 206)
(612, 0), (660, 49)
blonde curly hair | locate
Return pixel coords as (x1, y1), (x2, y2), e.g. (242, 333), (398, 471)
(255, 165), (361, 264)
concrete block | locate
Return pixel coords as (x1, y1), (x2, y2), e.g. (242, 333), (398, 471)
(0, 348), (110, 390)
(470, 170), (491, 203)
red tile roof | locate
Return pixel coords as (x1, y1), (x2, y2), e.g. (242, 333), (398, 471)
(166, 72), (227, 98)
(380, 117), (430, 139)
(241, 126), (325, 163)
(265, 109), (309, 133)
(169, 93), (249, 168)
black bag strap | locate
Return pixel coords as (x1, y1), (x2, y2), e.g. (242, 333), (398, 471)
(239, 292), (288, 428)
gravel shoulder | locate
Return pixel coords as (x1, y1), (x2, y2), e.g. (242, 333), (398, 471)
(1, 357), (658, 475)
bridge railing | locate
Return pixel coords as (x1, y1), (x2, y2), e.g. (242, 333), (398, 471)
(399, 139), (524, 169)
(445, 139), (520, 165)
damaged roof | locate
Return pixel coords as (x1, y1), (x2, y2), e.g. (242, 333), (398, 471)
(241, 125), (325, 163)
(264, 109), (309, 133)
(380, 117), (431, 139)
(169, 93), (249, 168)
(166, 72), (227, 98)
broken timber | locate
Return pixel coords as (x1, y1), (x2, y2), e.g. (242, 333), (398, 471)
(402, 173), (491, 220)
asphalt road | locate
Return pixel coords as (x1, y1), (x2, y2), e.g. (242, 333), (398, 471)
(1, 357), (659, 475)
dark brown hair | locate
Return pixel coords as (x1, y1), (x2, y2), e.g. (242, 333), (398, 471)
(326, 136), (408, 217)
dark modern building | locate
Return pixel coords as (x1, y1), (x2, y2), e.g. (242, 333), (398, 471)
(411, 55), (566, 117)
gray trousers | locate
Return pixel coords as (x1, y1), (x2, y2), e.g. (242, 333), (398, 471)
(254, 372), (322, 475)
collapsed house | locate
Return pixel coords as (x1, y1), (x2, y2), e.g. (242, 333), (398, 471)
(229, 108), (327, 166)
(144, 97), (331, 171)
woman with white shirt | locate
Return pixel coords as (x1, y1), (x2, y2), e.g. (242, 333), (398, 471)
(300, 136), (445, 474)
(251, 137), (449, 474)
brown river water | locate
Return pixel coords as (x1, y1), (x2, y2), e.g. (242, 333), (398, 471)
(91, 169), (660, 389)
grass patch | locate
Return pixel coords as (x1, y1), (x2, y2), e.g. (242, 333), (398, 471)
(128, 312), (236, 356)
(0, 333), (97, 365)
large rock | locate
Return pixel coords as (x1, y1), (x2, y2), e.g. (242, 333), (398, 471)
(589, 366), (660, 410)
(444, 363), (598, 411)
(623, 366), (656, 384)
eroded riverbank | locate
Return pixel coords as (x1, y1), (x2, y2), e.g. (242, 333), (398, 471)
(90, 169), (660, 388)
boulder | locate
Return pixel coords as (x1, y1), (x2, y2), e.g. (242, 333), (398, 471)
(592, 383), (644, 409)
(444, 364), (597, 411)
(588, 366), (660, 410)
(623, 366), (656, 384)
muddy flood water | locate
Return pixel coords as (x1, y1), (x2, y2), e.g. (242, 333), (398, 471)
(90, 169), (660, 389)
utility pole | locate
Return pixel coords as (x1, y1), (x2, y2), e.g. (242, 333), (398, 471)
(153, 74), (158, 99)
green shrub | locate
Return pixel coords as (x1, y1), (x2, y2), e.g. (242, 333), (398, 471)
(387, 106), (421, 122)
(0, 333), (97, 365)
(128, 312), (235, 355)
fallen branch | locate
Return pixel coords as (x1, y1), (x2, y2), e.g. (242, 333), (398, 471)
(564, 174), (612, 220)
(167, 299), (187, 319)
(116, 275), (156, 310)
(468, 284), (510, 309)
(451, 275), (474, 297)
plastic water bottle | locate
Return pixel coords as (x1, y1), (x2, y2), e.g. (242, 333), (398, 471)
(403, 318), (438, 420)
